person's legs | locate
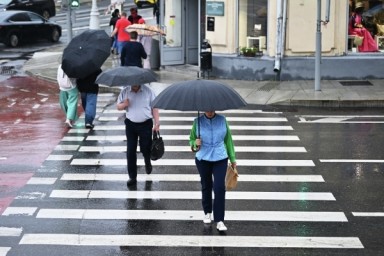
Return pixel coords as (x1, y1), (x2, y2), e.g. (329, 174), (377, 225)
(138, 119), (153, 174)
(195, 158), (213, 215)
(59, 90), (69, 117)
(84, 93), (97, 125)
(125, 119), (139, 180)
(212, 158), (228, 222)
(66, 87), (78, 121)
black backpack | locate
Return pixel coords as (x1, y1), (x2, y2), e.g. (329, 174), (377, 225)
(150, 131), (164, 161)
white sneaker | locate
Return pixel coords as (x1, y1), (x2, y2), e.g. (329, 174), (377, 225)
(65, 119), (73, 128)
(216, 221), (227, 231)
(203, 213), (212, 224)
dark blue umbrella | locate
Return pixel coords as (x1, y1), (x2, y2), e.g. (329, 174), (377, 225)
(152, 79), (247, 139)
(152, 79), (247, 111)
(62, 29), (111, 79)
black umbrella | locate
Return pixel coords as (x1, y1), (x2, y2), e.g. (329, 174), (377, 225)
(151, 79), (247, 111)
(62, 29), (111, 79)
(95, 66), (158, 86)
(152, 79), (247, 139)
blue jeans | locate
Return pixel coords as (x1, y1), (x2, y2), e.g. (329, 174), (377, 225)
(80, 92), (97, 125)
(117, 40), (128, 56)
(124, 118), (153, 180)
(195, 158), (228, 222)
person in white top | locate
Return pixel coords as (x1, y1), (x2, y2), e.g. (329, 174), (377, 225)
(117, 84), (160, 187)
(57, 64), (78, 128)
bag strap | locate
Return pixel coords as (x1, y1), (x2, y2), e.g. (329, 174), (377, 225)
(152, 131), (160, 139)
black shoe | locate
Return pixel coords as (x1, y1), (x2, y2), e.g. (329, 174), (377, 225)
(85, 123), (94, 129)
(145, 160), (152, 174)
(127, 179), (137, 187)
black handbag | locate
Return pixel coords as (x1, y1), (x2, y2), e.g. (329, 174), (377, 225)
(150, 131), (164, 161)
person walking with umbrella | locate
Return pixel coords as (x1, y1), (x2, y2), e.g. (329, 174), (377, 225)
(76, 68), (102, 129)
(189, 111), (237, 232)
(57, 64), (78, 128)
(117, 83), (160, 187)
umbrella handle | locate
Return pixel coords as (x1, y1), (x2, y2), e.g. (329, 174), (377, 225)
(191, 145), (200, 152)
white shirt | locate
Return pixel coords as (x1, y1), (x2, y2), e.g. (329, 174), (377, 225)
(117, 84), (156, 123)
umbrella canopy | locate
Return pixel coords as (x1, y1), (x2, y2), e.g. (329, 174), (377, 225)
(95, 66), (158, 86)
(152, 79), (247, 111)
(125, 24), (166, 36)
(62, 29), (111, 79)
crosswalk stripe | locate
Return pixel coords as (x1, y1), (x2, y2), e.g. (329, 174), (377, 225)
(61, 174), (324, 182)
(54, 145), (79, 150)
(98, 116), (288, 122)
(27, 177), (57, 185)
(103, 109), (283, 114)
(19, 234), (364, 248)
(0, 227), (23, 236)
(320, 159), (384, 163)
(50, 190), (335, 200)
(0, 247), (11, 256)
(93, 125), (294, 130)
(2, 207), (37, 216)
(36, 209), (347, 222)
(78, 145), (306, 153)
(85, 135), (300, 141)
(352, 212), (384, 217)
(46, 155), (72, 161)
(70, 159), (315, 166)
(61, 136), (84, 142)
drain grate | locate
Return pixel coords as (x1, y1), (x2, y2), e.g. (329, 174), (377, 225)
(257, 81), (280, 92)
(339, 80), (373, 86)
(0, 66), (16, 75)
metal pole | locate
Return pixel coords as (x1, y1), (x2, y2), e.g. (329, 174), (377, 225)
(89, 0), (100, 29)
(66, 0), (73, 41)
(315, 0), (321, 91)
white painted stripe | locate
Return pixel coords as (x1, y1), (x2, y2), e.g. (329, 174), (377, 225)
(19, 234), (363, 248)
(86, 135), (300, 141)
(67, 129), (90, 133)
(15, 192), (46, 200)
(78, 145), (306, 153)
(55, 145), (80, 151)
(0, 247), (11, 256)
(93, 125), (294, 131)
(320, 159), (384, 163)
(32, 104), (40, 109)
(36, 209), (347, 222)
(61, 136), (84, 142)
(98, 116), (288, 122)
(50, 190), (335, 201)
(98, 93), (115, 97)
(352, 212), (384, 217)
(103, 109), (283, 114)
(71, 159), (315, 167)
(98, 116), (118, 121)
(46, 155), (72, 161)
(0, 227), (23, 236)
(27, 177), (57, 185)
(61, 173), (324, 182)
(2, 207), (37, 216)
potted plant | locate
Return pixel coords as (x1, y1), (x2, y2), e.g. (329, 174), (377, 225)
(240, 46), (258, 57)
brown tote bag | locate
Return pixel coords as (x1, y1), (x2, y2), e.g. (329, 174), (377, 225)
(225, 164), (239, 190)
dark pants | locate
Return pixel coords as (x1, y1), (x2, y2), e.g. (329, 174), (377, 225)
(125, 118), (153, 180)
(195, 158), (227, 222)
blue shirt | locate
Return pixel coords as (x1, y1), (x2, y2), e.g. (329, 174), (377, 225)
(190, 114), (235, 162)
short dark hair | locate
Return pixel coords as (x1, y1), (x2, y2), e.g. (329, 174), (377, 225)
(121, 12), (127, 17)
(130, 7), (137, 13)
(130, 31), (138, 40)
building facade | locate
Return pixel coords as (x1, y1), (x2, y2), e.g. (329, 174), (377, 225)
(159, 0), (384, 81)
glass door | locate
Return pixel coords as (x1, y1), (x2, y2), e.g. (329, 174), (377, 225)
(160, 0), (185, 65)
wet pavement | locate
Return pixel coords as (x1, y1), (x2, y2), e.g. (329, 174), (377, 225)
(22, 44), (384, 108)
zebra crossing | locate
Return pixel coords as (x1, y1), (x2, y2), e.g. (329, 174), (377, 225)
(0, 92), (365, 255)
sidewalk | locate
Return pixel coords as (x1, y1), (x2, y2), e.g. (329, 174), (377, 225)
(23, 44), (384, 108)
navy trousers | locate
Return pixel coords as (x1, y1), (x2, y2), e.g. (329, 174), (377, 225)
(195, 158), (228, 222)
(125, 118), (153, 180)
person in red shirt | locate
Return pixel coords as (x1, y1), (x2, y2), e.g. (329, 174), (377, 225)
(111, 12), (131, 56)
(128, 7), (142, 24)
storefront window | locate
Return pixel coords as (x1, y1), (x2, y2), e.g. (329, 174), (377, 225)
(348, 0), (384, 53)
(238, 0), (268, 56)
